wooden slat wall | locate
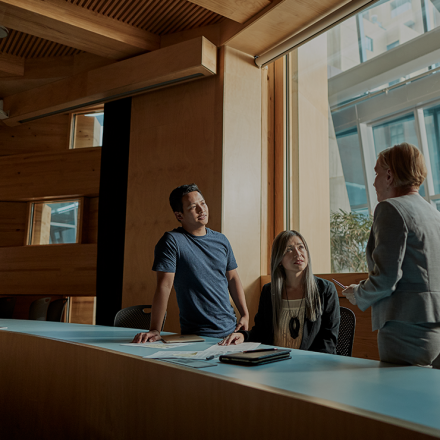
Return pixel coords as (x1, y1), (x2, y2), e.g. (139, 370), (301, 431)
(260, 273), (379, 360)
(0, 201), (28, 246)
(0, 114), (70, 156)
(0, 148), (101, 200)
(0, 244), (97, 296)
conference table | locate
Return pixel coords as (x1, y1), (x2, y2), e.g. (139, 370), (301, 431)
(1, 319), (440, 440)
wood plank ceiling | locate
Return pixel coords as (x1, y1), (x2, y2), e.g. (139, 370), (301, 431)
(0, 0), (225, 59)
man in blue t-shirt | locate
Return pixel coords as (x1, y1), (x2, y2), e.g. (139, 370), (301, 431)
(132, 184), (249, 341)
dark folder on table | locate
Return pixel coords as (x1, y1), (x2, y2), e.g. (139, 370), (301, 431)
(219, 349), (291, 366)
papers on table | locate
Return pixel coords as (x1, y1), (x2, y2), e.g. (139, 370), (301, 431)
(202, 342), (260, 357)
(121, 342), (195, 349)
(143, 342), (261, 360)
(0, 327), (7, 330)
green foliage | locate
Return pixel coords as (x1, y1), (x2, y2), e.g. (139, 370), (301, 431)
(330, 209), (373, 273)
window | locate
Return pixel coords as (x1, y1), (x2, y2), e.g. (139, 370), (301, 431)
(386, 40), (400, 50)
(70, 110), (104, 149)
(28, 200), (81, 245)
(372, 114), (418, 154)
(265, 0), (440, 274)
(372, 114), (426, 196)
(390, 0), (412, 17)
(365, 36), (374, 52)
(423, 104), (440, 194)
(336, 128), (368, 209)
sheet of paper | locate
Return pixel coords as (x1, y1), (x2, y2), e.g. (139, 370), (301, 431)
(160, 359), (217, 369)
(201, 342), (261, 358)
(0, 327), (7, 330)
(143, 342), (261, 360)
(120, 342), (195, 349)
(144, 351), (205, 359)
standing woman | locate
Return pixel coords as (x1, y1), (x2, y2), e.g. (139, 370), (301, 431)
(220, 230), (340, 353)
(343, 142), (440, 368)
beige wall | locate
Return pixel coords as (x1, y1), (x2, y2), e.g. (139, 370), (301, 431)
(221, 46), (262, 322)
(289, 34), (331, 273)
(123, 46), (263, 331)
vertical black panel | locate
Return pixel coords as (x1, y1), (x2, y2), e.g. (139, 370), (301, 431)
(96, 98), (132, 326)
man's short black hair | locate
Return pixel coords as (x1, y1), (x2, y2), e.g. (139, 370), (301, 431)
(169, 184), (203, 213)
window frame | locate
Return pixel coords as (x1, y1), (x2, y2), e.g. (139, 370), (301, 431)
(26, 197), (84, 246)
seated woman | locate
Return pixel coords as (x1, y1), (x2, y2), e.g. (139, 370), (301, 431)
(220, 230), (340, 352)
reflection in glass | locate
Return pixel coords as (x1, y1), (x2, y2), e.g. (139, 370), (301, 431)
(373, 115), (427, 196)
(424, 104), (440, 194)
(336, 128), (368, 207)
(327, 0), (440, 77)
(29, 201), (80, 245)
(373, 113), (418, 154)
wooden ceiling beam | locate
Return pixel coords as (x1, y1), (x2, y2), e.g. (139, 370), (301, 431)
(3, 37), (217, 126)
(187, 0), (271, 23)
(0, 0), (161, 60)
(0, 53), (114, 98)
(0, 53), (24, 78)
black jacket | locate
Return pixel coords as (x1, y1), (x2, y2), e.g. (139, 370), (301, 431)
(241, 277), (340, 354)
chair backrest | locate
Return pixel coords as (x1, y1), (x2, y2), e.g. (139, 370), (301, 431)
(336, 306), (356, 357)
(114, 305), (167, 331)
(29, 297), (51, 321)
(0, 297), (16, 319)
(46, 298), (68, 322)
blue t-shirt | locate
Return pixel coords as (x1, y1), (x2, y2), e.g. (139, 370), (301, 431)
(152, 227), (238, 337)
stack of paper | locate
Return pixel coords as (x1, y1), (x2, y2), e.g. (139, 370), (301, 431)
(143, 342), (261, 360)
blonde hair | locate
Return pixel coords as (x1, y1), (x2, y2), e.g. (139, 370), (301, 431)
(270, 230), (321, 333)
(377, 142), (427, 189)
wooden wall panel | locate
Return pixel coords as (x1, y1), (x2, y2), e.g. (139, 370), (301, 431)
(0, 148), (101, 201)
(260, 273), (379, 360)
(70, 297), (95, 324)
(123, 76), (222, 332)
(0, 114), (70, 156)
(0, 201), (27, 246)
(0, 244), (97, 296)
(124, 47), (264, 333)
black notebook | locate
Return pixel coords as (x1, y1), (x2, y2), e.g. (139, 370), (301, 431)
(219, 348), (291, 366)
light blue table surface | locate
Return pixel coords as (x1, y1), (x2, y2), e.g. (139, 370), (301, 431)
(2, 319), (440, 435)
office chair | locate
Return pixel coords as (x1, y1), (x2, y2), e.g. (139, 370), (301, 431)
(46, 298), (68, 322)
(336, 306), (356, 357)
(0, 297), (16, 319)
(28, 297), (51, 321)
(114, 305), (167, 331)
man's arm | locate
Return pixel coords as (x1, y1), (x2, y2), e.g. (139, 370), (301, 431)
(226, 269), (249, 331)
(131, 271), (174, 343)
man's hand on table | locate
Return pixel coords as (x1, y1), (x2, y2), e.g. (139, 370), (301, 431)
(218, 332), (245, 346)
(132, 329), (161, 343)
